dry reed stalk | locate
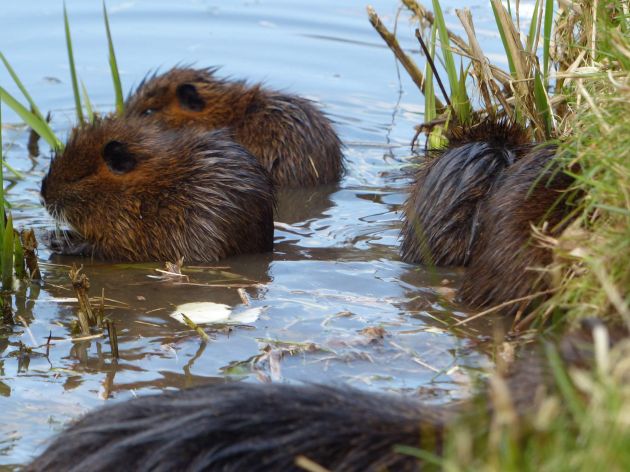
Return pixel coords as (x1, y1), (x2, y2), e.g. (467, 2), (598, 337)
(106, 320), (119, 358)
(69, 264), (94, 335)
(367, 5), (445, 111)
(20, 229), (40, 280)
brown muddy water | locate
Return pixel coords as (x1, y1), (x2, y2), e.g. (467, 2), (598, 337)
(0, 0), (510, 467)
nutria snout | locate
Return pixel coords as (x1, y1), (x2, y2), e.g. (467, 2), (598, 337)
(401, 121), (576, 314)
(41, 116), (274, 262)
(124, 67), (344, 187)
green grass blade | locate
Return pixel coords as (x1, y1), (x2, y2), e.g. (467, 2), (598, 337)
(2, 161), (23, 180)
(0, 100), (4, 231)
(424, 25), (437, 123)
(542, 0), (554, 82)
(456, 62), (472, 123)
(81, 80), (95, 123)
(534, 71), (553, 137)
(526, 0), (541, 54)
(394, 445), (443, 466)
(2, 213), (14, 290)
(0, 87), (62, 150)
(14, 232), (25, 279)
(103, 1), (124, 115)
(64, 3), (84, 123)
(0, 52), (46, 122)
(545, 343), (585, 422)
(491, 0), (516, 77)
(431, 0), (459, 105)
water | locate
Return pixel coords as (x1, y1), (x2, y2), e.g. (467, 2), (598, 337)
(0, 0), (509, 467)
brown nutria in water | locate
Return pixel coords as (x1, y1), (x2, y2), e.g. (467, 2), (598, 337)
(28, 321), (615, 472)
(401, 121), (575, 313)
(40, 116), (274, 262)
(123, 67), (344, 187)
(458, 145), (576, 315)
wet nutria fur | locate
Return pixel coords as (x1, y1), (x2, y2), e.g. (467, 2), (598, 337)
(401, 120), (531, 266)
(401, 121), (575, 313)
(124, 67), (344, 187)
(27, 383), (448, 472)
(29, 323), (611, 472)
(459, 146), (576, 315)
(41, 116), (274, 262)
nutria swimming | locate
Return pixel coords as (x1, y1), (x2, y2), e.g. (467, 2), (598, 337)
(41, 116), (274, 262)
(124, 67), (344, 187)
(29, 322), (612, 472)
(401, 121), (575, 313)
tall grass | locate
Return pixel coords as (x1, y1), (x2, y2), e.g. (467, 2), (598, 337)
(370, 0), (629, 468)
(370, 0), (559, 139)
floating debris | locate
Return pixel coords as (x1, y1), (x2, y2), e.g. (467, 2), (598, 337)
(170, 302), (263, 326)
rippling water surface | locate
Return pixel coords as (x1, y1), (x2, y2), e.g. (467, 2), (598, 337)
(0, 0), (508, 466)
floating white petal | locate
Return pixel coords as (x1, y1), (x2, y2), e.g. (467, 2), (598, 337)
(170, 302), (262, 325)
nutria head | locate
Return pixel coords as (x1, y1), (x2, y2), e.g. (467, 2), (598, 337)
(41, 116), (274, 262)
(124, 67), (344, 187)
(124, 67), (255, 129)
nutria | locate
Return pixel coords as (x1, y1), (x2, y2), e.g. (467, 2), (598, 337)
(29, 322), (612, 472)
(124, 67), (344, 187)
(400, 120), (531, 266)
(41, 116), (274, 262)
(401, 121), (575, 313)
(458, 145), (576, 315)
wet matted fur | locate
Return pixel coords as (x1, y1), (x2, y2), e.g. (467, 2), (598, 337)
(41, 116), (274, 262)
(124, 67), (344, 187)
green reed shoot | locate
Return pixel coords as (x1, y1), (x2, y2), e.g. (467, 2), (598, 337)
(430, 0), (471, 124)
(1, 214), (14, 290)
(103, 1), (124, 115)
(0, 52), (46, 122)
(542, 0), (554, 83)
(64, 2), (84, 123)
(0, 100), (4, 229)
(0, 88), (62, 151)
(81, 81), (95, 123)
(0, 53), (62, 150)
(423, 24), (437, 123)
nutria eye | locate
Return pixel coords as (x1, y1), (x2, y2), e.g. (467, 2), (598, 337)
(103, 141), (137, 174)
(176, 83), (205, 112)
(141, 108), (156, 116)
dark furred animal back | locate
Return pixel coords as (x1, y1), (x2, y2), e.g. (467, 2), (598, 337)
(27, 383), (448, 472)
(458, 145), (576, 315)
(401, 121), (531, 266)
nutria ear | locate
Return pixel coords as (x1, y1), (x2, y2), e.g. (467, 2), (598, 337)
(176, 83), (206, 112)
(103, 141), (137, 174)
